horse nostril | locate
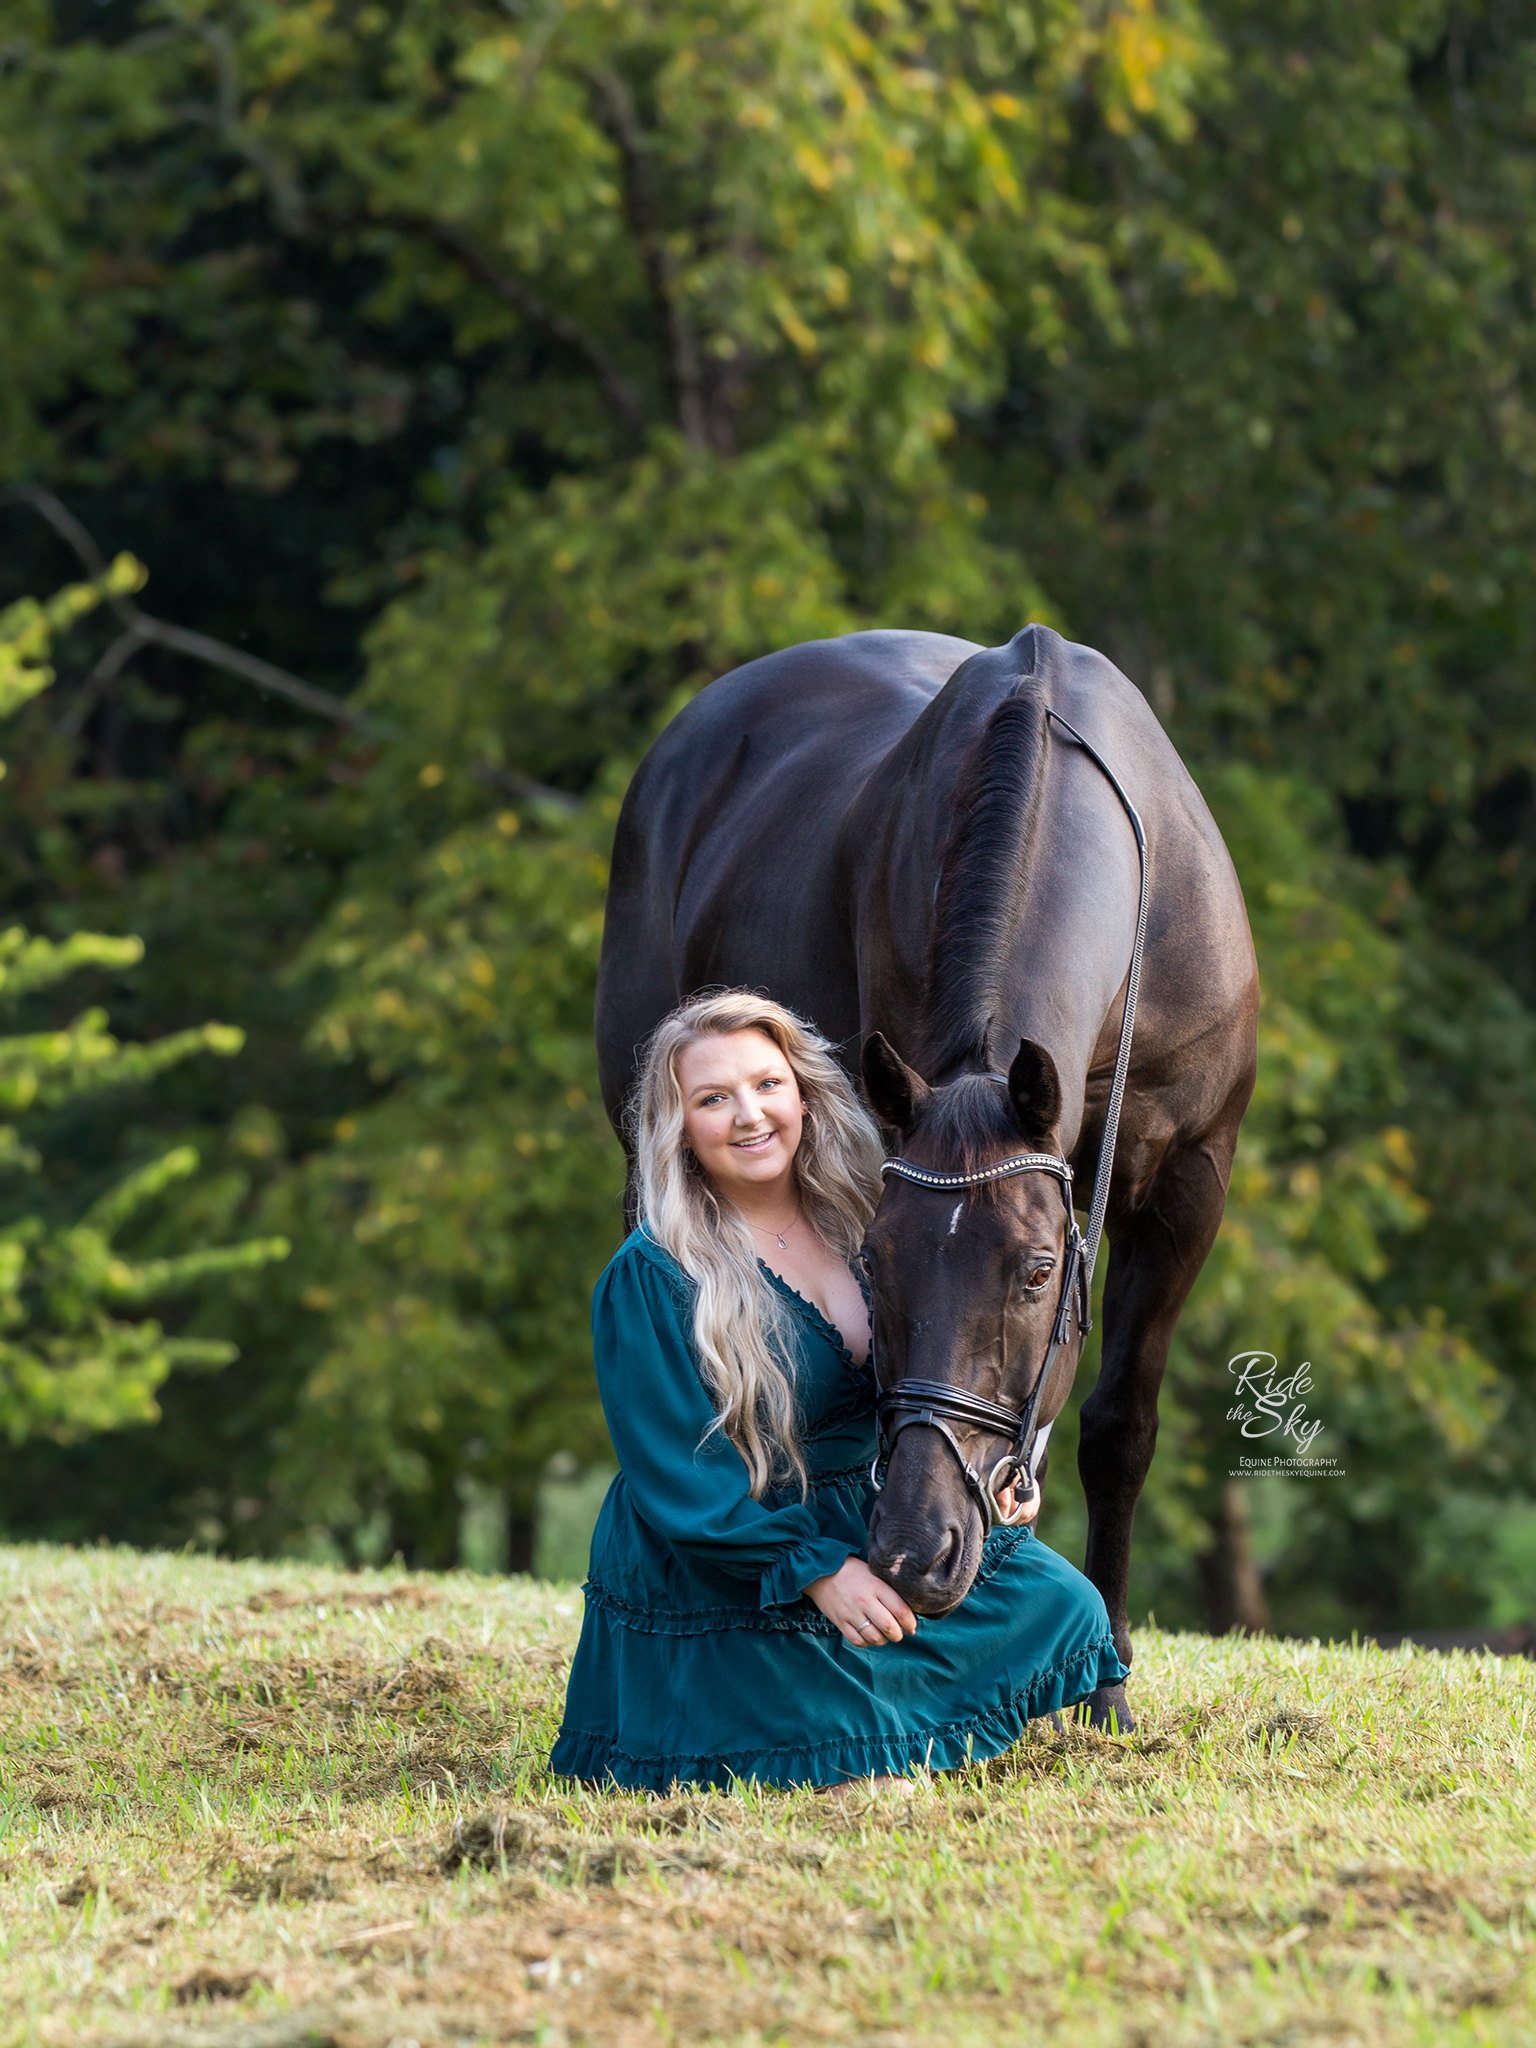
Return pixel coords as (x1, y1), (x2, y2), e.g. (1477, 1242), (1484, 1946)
(938, 1523), (965, 1582)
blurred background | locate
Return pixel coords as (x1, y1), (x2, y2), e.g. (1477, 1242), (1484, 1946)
(1, 0), (1534, 1639)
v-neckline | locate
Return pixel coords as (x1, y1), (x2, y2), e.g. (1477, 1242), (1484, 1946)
(757, 1260), (870, 1369)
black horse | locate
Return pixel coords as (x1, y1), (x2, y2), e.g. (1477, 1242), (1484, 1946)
(596, 624), (1258, 1728)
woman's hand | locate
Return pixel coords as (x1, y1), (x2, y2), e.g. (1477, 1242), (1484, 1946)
(805, 1557), (917, 1647)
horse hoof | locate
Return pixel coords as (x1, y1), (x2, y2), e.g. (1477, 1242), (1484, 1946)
(1082, 1683), (1136, 1734)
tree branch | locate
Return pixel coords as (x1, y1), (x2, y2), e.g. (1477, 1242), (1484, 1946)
(160, 19), (648, 444)
(9, 484), (109, 579)
(57, 621), (153, 741)
(131, 616), (366, 724)
(473, 763), (581, 815)
(382, 213), (648, 441)
(176, 19), (310, 232)
(585, 68), (719, 455)
(2, 486), (364, 727)
(157, 10), (653, 447)
(3, 489), (589, 817)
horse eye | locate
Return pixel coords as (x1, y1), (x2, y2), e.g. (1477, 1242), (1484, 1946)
(1025, 1264), (1053, 1291)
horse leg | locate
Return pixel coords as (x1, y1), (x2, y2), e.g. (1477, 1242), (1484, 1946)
(1075, 1130), (1239, 1731)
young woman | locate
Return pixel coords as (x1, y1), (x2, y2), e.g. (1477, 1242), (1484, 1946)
(549, 991), (1126, 1792)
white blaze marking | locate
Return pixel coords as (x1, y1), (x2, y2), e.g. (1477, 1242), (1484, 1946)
(948, 1202), (962, 1236)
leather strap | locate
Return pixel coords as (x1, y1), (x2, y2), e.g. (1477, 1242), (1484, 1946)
(869, 710), (1150, 1528)
(1045, 708), (1149, 1313)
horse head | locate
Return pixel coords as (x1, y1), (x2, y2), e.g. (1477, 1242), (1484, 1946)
(859, 1031), (1085, 1616)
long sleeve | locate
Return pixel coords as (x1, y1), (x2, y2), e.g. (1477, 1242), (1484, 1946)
(592, 1247), (857, 1609)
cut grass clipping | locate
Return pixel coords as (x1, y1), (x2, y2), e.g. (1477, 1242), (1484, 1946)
(0, 1547), (1533, 2045)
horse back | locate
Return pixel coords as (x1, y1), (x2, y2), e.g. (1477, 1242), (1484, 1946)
(596, 630), (978, 1119)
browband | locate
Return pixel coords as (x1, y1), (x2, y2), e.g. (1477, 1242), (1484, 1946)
(879, 1152), (1073, 1192)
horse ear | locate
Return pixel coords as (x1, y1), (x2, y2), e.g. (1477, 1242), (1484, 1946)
(861, 1032), (930, 1135)
(1007, 1038), (1062, 1148)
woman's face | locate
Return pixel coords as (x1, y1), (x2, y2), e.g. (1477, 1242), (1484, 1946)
(675, 1028), (807, 1200)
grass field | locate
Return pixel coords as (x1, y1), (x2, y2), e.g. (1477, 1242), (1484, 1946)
(1, 1546), (1534, 2046)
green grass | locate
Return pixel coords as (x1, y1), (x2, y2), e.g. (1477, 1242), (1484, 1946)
(0, 1544), (1533, 2046)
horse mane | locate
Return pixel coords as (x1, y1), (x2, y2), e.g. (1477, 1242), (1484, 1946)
(919, 678), (1050, 1078)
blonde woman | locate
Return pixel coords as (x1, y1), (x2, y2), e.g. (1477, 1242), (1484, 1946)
(550, 991), (1125, 1791)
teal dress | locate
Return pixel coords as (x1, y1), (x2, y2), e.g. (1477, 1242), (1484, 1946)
(550, 1227), (1126, 1792)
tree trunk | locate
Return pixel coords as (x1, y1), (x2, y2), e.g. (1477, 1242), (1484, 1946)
(1198, 1479), (1272, 1635)
(507, 1512), (535, 1576)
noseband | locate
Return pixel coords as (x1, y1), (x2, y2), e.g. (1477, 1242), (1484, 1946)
(868, 709), (1150, 1533)
(870, 1150), (1086, 1528)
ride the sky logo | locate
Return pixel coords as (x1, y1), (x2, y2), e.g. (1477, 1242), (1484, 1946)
(1225, 1350), (1331, 1466)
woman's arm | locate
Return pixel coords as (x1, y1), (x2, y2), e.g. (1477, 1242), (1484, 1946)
(593, 1250), (857, 1609)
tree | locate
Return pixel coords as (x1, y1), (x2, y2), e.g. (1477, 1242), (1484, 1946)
(967, 0), (1536, 1626)
(0, 0), (1217, 1560)
(0, 563), (289, 1441)
(0, 0), (1533, 1635)
(254, 783), (621, 1566)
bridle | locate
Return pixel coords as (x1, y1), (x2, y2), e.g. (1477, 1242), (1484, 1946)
(872, 1147), (1084, 1527)
(868, 709), (1150, 1531)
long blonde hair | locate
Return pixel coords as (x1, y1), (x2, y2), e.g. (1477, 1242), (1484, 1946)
(629, 990), (883, 1498)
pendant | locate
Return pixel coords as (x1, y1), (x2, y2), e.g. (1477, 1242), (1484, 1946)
(776, 1232), (788, 1250)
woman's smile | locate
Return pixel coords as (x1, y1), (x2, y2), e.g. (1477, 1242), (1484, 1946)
(676, 1030), (808, 1195)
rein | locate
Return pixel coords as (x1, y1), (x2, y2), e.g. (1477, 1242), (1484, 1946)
(869, 710), (1150, 1530)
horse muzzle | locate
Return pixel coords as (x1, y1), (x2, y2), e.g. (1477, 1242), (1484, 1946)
(865, 1429), (990, 1615)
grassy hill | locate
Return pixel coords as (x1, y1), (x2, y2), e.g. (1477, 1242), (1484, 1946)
(0, 1544), (1532, 2046)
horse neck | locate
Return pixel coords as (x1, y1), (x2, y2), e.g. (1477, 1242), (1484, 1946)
(913, 682), (1141, 1154)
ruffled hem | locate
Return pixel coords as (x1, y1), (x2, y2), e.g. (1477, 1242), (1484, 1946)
(548, 1629), (1126, 1791)
(584, 1524), (1032, 1639)
(584, 1577), (843, 1637)
(806, 1461), (876, 1489)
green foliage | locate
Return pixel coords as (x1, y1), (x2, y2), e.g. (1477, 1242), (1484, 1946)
(994, 0), (1536, 986)
(0, 0), (1532, 1632)
(0, 556), (143, 743)
(261, 787), (623, 1555)
(1042, 766), (1506, 1630)
(1132, 771), (1503, 1631)
(0, 577), (289, 1444)
(1186, 768), (1495, 1443)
